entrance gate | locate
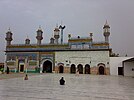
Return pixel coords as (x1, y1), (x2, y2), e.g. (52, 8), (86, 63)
(18, 60), (25, 72)
(59, 65), (64, 73)
(43, 60), (52, 73)
(20, 65), (24, 72)
(99, 66), (104, 75)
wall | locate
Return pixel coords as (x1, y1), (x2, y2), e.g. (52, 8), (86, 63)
(55, 50), (110, 74)
(110, 57), (132, 75)
(124, 62), (134, 76)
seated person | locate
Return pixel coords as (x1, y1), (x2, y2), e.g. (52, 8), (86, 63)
(59, 77), (65, 85)
(24, 74), (28, 80)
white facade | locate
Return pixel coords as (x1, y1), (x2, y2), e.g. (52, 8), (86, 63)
(110, 57), (133, 76)
(55, 50), (110, 67)
(124, 61), (134, 76)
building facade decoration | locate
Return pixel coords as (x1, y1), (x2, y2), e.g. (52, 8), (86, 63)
(5, 22), (111, 75)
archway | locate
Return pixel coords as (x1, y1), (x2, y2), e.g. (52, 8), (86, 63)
(85, 64), (90, 74)
(59, 65), (64, 73)
(99, 66), (104, 75)
(18, 60), (25, 72)
(43, 60), (52, 73)
(20, 65), (24, 72)
(77, 64), (83, 74)
(70, 64), (76, 73)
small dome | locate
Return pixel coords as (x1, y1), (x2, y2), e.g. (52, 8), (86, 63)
(54, 27), (60, 32)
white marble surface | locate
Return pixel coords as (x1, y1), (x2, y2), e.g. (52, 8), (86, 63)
(0, 74), (134, 100)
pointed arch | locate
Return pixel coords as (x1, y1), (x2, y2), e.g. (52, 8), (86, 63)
(42, 60), (52, 73)
(98, 63), (105, 75)
(70, 64), (76, 73)
(77, 64), (83, 74)
(59, 65), (64, 73)
(99, 66), (104, 75)
(85, 64), (90, 74)
(18, 60), (25, 72)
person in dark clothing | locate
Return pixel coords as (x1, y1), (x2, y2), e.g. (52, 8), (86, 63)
(7, 66), (9, 74)
(59, 77), (65, 85)
(24, 74), (28, 80)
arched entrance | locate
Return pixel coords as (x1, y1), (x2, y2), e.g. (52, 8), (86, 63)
(70, 64), (76, 73)
(77, 64), (83, 74)
(99, 66), (105, 75)
(20, 65), (24, 72)
(42, 60), (52, 73)
(85, 64), (90, 74)
(59, 65), (64, 73)
(18, 60), (25, 72)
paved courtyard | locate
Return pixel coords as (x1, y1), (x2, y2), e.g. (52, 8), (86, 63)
(0, 74), (134, 100)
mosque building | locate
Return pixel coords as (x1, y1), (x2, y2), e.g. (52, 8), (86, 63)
(5, 21), (111, 75)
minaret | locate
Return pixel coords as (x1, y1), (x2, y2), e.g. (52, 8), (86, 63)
(54, 25), (60, 44)
(25, 36), (30, 45)
(89, 33), (93, 42)
(36, 26), (43, 45)
(103, 20), (110, 43)
(5, 28), (13, 46)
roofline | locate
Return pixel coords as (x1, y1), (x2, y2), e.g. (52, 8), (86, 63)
(123, 57), (134, 62)
(5, 48), (112, 52)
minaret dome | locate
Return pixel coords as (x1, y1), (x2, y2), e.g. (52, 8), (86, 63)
(25, 36), (30, 45)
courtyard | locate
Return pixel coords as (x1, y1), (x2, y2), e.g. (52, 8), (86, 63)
(0, 74), (134, 100)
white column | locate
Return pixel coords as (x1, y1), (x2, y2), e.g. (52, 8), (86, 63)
(4, 53), (7, 72)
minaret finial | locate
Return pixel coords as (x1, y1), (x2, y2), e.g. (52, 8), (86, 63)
(8, 27), (11, 32)
(26, 35), (29, 39)
(56, 23), (58, 27)
(105, 20), (109, 26)
(61, 21), (63, 25)
(106, 20), (107, 24)
(39, 25), (42, 30)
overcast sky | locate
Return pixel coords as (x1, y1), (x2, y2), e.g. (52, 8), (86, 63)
(0, 0), (134, 62)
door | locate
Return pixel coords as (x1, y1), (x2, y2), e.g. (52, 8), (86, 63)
(59, 65), (64, 73)
(99, 66), (104, 75)
(20, 65), (24, 72)
(43, 60), (52, 73)
(118, 67), (123, 75)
